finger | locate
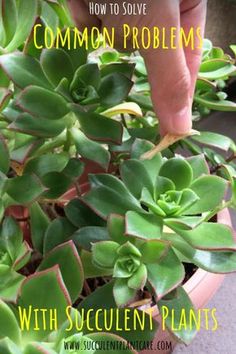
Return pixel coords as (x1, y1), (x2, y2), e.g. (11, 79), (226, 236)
(181, 0), (207, 99)
(67, 0), (100, 29)
(142, 0), (193, 135)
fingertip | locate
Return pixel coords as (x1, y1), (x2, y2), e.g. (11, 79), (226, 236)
(159, 106), (192, 136)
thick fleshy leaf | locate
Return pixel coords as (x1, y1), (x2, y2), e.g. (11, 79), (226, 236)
(65, 198), (105, 228)
(5, 0), (37, 52)
(53, 307), (82, 344)
(92, 241), (119, 268)
(0, 338), (22, 354)
(202, 38), (213, 59)
(80, 250), (113, 279)
(0, 53), (52, 89)
(9, 113), (66, 138)
(117, 241), (141, 258)
(187, 175), (228, 214)
(0, 265), (24, 302)
(24, 17), (47, 59)
(125, 211), (163, 240)
(71, 128), (110, 169)
(7, 174), (46, 204)
(128, 126), (157, 142)
(186, 155), (209, 179)
(108, 214), (128, 244)
(0, 300), (21, 344)
(0, 88), (12, 112)
(131, 138), (154, 159)
(0, 172), (8, 196)
(41, 48), (74, 87)
(43, 217), (76, 254)
(24, 342), (57, 354)
(72, 108), (123, 144)
(128, 264), (147, 290)
(56, 29), (87, 70)
(147, 249), (185, 299)
(82, 174), (142, 219)
(41, 171), (72, 199)
(62, 158), (84, 180)
(164, 232), (236, 273)
(100, 50), (119, 64)
(177, 189), (200, 214)
(102, 102), (142, 117)
(196, 77), (216, 92)
(70, 63), (100, 91)
(154, 177), (175, 200)
(159, 158), (193, 190)
(120, 159), (153, 198)
(0, 66), (9, 87)
(128, 94), (153, 111)
(29, 203), (50, 254)
(101, 63), (135, 79)
(13, 241), (31, 271)
(192, 132), (235, 151)
(0, 8), (6, 47)
(199, 59), (236, 79)
(98, 73), (133, 106)
(24, 152), (69, 177)
(1, 0), (17, 46)
(164, 216), (205, 231)
(0, 135), (10, 174)
(131, 139), (162, 184)
(44, 0), (73, 27)
(38, 241), (84, 303)
(158, 287), (197, 344)
(17, 266), (71, 341)
(10, 139), (40, 165)
(17, 86), (69, 120)
(171, 222), (236, 251)
(73, 226), (109, 251)
(78, 280), (115, 312)
(113, 256), (141, 279)
(113, 278), (136, 307)
(194, 95), (236, 112)
(55, 77), (72, 101)
(140, 240), (170, 263)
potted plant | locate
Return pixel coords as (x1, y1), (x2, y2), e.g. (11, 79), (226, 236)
(1, 1), (236, 353)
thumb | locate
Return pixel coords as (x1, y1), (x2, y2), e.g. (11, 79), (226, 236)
(143, 50), (192, 136)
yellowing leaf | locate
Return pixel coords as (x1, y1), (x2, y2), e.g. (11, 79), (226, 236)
(102, 102), (142, 118)
(141, 130), (200, 160)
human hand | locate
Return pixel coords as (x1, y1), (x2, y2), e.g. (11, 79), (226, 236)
(68, 0), (207, 135)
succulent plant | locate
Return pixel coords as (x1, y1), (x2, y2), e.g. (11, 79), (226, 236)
(80, 144), (236, 314)
(0, 0), (236, 352)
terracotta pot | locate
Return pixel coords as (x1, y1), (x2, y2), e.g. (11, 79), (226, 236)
(141, 208), (232, 354)
(58, 183), (90, 206)
(79, 158), (118, 185)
